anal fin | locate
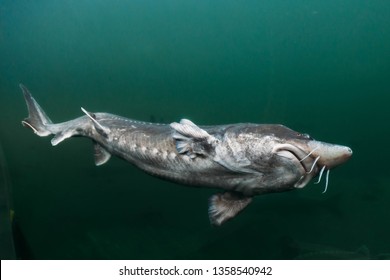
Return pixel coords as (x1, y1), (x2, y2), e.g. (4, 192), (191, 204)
(208, 192), (252, 226)
(93, 141), (111, 166)
(51, 130), (73, 146)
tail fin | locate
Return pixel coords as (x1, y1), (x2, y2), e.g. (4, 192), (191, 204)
(20, 84), (53, 136)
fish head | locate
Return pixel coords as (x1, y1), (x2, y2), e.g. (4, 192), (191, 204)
(270, 127), (352, 189)
(305, 140), (353, 169)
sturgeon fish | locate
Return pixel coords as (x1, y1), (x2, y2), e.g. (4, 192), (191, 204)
(20, 85), (352, 225)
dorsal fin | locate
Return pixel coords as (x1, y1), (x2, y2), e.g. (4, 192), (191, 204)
(81, 107), (111, 137)
(93, 141), (111, 166)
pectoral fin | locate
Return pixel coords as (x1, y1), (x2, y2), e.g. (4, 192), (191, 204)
(93, 141), (111, 166)
(170, 119), (220, 159)
(208, 192), (252, 226)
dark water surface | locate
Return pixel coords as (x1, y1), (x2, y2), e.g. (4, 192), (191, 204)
(1, 0), (389, 259)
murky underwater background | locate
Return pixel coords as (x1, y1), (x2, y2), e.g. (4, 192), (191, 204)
(1, 0), (390, 259)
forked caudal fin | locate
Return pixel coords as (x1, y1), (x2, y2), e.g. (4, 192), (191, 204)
(20, 84), (53, 136)
(20, 84), (89, 147)
(20, 84), (113, 166)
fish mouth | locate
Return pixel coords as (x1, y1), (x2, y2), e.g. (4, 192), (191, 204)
(273, 144), (317, 188)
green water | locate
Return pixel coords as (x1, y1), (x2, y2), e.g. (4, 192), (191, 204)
(0, 0), (389, 259)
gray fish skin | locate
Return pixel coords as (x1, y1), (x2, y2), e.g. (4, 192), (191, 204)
(20, 84), (352, 225)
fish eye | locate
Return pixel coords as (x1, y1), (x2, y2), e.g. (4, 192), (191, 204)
(297, 133), (312, 140)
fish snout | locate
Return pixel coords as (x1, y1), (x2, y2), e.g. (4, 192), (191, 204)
(309, 142), (352, 169)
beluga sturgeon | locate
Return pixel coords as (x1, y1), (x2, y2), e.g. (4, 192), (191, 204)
(20, 85), (352, 225)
